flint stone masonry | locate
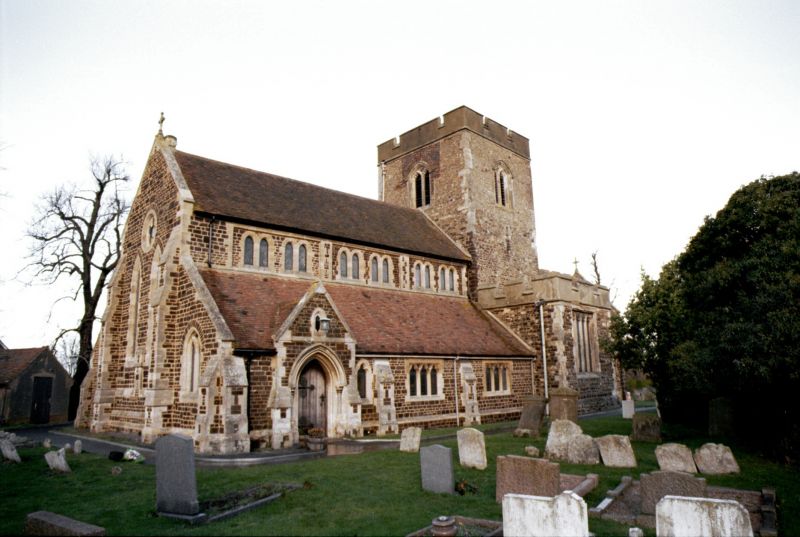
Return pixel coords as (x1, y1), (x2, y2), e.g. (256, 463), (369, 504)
(495, 455), (560, 502)
(44, 448), (71, 473)
(400, 427), (422, 453)
(694, 443), (740, 475)
(632, 413), (662, 442)
(156, 435), (200, 516)
(24, 511), (106, 536)
(502, 491), (590, 537)
(640, 471), (707, 515)
(622, 399), (635, 419)
(595, 435), (637, 468)
(420, 444), (454, 494)
(1, 438), (21, 463)
(656, 496), (753, 537)
(457, 428), (487, 470)
(656, 443), (697, 474)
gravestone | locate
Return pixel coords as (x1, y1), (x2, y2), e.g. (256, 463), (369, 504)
(708, 397), (735, 438)
(73, 440), (83, 454)
(517, 395), (547, 436)
(622, 399), (635, 419)
(693, 443), (740, 475)
(456, 428), (487, 470)
(399, 427), (422, 453)
(566, 434), (600, 465)
(420, 444), (454, 494)
(595, 435), (637, 467)
(24, 511), (106, 536)
(655, 443), (697, 473)
(656, 496), (753, 537)
(639, 471), (707, 515)
(502, 491), (589, 537)
(549, 386), (579, 422)
(495, 455), (560, 502)
(545, 419), (582, 460)
(156, 434), (200, 518)
(525, 445), (540, 457)
(632, 413), (662, 442)
(42, 438), (51, 449)
(44, 448), (71, 473)
(0, 438), (21, 463)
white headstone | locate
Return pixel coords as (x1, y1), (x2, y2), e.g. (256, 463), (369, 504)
(44, 448), (71, 473)
(73, 440), (83, 455)
(457, 428), (487, 470)
(656, 495), (753, 537)
(0, 439), (21, 463)
(622, 399), (635, 419)
(399, 427), (422, 453)
(503, 491), (589, 537)
(42, 438), (51, 449)
(545, 419), (583, 460)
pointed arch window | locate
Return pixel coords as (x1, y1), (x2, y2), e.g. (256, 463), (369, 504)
(357, 365), (367, 399)
(414, 264), (421, 288)
(371, 257), (379, 282)
(259, 239), (268, 268)
(495, 169), (509, 207)
(440, 268), (446, 292)
(414, 170), (432, 208)
(382, 258), (389, 283)
(243, 236), (254, 266)
(284, 243), (294, 271)
(298, 244), (307, 272)
(409, 366), (417, 397)
(351, 254), (359, 279)
(424, 265), (431, 289)
(449, 269), (455, 292)
(340, 251), (348, 278)
(420, 366), (428, 395)
(181, 329), (202, 397)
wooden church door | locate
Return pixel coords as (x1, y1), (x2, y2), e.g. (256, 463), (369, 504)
(298, 360), (327, 434)
(30, 376), (52, 424)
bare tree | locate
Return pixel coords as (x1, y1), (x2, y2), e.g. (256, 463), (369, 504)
(27, 156), (129, 419)
(55, 332), (80, 377)
(591, 250), (602, 285)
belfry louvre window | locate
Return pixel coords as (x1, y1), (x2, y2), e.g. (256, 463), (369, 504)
(414, 171), (432, 208)
(495, 170), (508, 206)
(484, 362), (511, 394)
(407, 363), (441, 399)
(575, 311), (597, 373)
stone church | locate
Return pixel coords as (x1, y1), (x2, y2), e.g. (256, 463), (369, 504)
(76, 106), (620, 453)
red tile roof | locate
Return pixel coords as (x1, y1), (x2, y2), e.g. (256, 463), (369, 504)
(174, 151), (469, 262)
(199, 270), (531, 357)
(0, 347), (49, 384)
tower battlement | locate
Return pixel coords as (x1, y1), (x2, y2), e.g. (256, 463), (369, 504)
(377, 105), (530, 163)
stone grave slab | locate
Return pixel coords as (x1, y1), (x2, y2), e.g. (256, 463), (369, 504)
(25, 511), (106, 536)
(640, 471), (707, 515)
(545, 419), (582, 460)
(399, 427), (422, 453)
(632, 413), (662, 442)
(503, 491), (589, 537)
(622, 399), (635, 419)
(596, 435), (637, 467)
(457, 428), (487, 470)
(156, 434), (201, 518)
(44, 448), (71, 473)
(656, 443), (697, 473)
(495, 455), (560, 502)
(694, 443), (740, 475)
(1, 438), (21, 463)
(420, 444), (454, 494)
(656, 495), (753, 537)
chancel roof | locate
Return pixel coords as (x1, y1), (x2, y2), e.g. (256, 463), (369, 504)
(200, 270), (531, 357)
(174, 151), (469, 262)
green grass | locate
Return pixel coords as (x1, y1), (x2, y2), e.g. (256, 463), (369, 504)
(2, 415), (798, 536)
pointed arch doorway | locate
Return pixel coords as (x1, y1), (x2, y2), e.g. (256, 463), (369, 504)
(298, 359), (327, 435)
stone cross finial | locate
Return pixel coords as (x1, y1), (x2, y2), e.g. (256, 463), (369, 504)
(572, 258), (579, 272)
(158, 112), (165, 135)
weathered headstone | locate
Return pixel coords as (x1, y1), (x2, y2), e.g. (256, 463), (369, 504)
(708, 397), (735, 438)
(525, 445), (540, 457)
(595, 435), (637, 467)
(502, 491), (589, 537)
(495, 455), (560, 502)
(420, 444), (454, 494)
(628, 527), (644, 537)
(156, 434), (200, 517)
(632, 413), (662, 442)
(545, 419), (583, 460)
(622, 399), (635, 419)
(656, 496), (753, 537)
(44, 448), (71, 473)
(24, 511), (106, 536)
(456, 428), (487, 470)
(566, 434), (600, 465)
(518, 394), (547, 436)
(656, 443), (697, 473)
(399, 427), (422, 453)
(549, 386), (579, 422)
(64, 443), (72, 451)
(639, 471), (707, 515)
(73, 440), (83, 455)
(0, 438), (21, 463)
(693, 443), (740, 475)
(42, 438), (51, 449)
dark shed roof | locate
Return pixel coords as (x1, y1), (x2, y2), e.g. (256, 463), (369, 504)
(0, 347), (49, 384)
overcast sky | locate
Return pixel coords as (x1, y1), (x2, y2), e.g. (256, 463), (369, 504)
(1, 0), (798, 350)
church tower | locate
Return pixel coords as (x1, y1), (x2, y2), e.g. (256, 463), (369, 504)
(378, 106), (539, 298)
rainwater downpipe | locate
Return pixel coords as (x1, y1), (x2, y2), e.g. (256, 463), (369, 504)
(537, 300), (550, 415)
(454, 355), (460, 427)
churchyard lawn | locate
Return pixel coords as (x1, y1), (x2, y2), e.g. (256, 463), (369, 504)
(1, 415), (798, 536)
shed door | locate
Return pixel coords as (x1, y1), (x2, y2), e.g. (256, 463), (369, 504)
(31, 376), (53, 424)
(298, 360), (326, 434)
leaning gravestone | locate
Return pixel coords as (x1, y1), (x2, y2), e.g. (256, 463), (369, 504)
(656, 496), (753, 537)
(595, 435), (637, 467)
(73, 440), (83, 455)
(632, 413), (662, 442)
(517, 395), (547, 437)
(420, 444), (454, 494)
(639, 470), (707, 515)
(399, 427), (422, 453)
(655, 443), (697, 473)
(693, 443), (740, 475)
(503, 491), (590, 537)
(457, 428), (487, 470)
(0, 438), (21, 463)
(156, 434), (201, 519)
(44, 448), (71, 473)
(545, 420), (599, 464)
(495, 455), (560, 502)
